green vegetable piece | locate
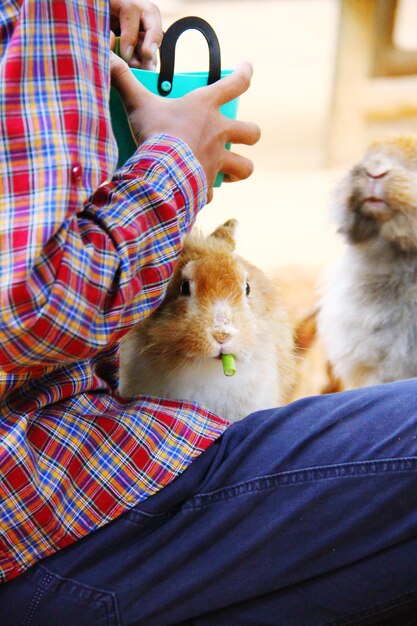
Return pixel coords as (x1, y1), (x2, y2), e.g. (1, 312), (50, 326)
(222, 354), (236, 377)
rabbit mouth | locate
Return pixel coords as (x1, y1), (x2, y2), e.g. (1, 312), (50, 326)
(360, 197), (392, 221)
(215, 352), (230, 359)
(215, 349), (236, 359)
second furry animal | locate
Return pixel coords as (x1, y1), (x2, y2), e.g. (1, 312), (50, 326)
(119, 219), (296, 422)
(318, 135), (417, 389)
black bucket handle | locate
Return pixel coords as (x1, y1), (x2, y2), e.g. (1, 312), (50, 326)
(158, 16), (221, 96)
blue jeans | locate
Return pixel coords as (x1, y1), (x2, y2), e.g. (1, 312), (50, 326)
(2, 379), (417, 625)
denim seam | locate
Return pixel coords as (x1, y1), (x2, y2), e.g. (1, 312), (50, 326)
(124, 503), (181, 526)
(184, 457), (417, 511)
(21, 570), (54, 626)
(36, 564), (121, 625)
(323, 584), (417, 625)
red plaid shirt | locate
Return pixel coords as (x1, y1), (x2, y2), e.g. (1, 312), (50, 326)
(0, 0), (228, 582)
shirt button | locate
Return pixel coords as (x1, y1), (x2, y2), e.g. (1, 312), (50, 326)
(71, 163), (83, 184)
(93, 184), (109, 207)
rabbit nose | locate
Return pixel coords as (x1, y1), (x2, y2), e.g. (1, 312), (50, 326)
(213, 331), (230, 344)
(366, 167), (389, 179)
(364, 157), (390, 179)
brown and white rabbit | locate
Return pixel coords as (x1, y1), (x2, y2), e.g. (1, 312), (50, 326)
(118, 219), (297, 422)
(317, 135), (417, 389)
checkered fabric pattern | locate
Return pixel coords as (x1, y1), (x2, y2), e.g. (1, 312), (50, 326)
(0, 0), (228, 582)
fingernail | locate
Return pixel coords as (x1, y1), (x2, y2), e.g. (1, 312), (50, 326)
(151, 44), (158, 71)
(143, 60), (157, 72)
(124, 45), (134, 63)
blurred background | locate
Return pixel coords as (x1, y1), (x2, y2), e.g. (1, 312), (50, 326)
(154, 0), (417, 395)
(154, 1), (417, 395)
(157, 0), (417, 277)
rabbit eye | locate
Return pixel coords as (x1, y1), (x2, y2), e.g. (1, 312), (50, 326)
(245, 282), (250, 297)
(180, 280), (191, 296)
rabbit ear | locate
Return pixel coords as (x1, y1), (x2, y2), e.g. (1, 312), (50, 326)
(209, 219), (238, 250)
(294, 306), (318, 354)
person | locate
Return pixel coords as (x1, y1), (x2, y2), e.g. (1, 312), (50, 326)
(1, 1), (417, 625)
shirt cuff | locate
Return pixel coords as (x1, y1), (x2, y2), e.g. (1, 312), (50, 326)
(116, 133), (208, 215)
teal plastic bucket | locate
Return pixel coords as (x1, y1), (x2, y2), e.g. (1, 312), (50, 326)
(110, 17), (239, 187)
(110, 69), (238, 186)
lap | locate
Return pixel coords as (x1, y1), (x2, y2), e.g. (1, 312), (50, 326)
(3, 379), (417, 625)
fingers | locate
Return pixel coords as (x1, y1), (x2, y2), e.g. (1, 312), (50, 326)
(111, 1), (162, 67)
(221, 151), (255, 183)
(110, 30), (116, 51)
(129, 32), (157, 70)
(110, 51), (151, 111)
(226, 120), (261, 147)
(118, 2), (141, 62)
(110, 51), (132, 86)
(209, 62), (254, 107)
(139, 8), (163, 65)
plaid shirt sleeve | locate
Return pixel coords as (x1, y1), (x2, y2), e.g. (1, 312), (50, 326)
(0, 1), (207, 376)
(0, 0), (228, 583)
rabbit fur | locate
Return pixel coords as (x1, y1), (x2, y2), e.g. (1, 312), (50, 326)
(318, 135), (417, 389)
(119, 219), (296, 422)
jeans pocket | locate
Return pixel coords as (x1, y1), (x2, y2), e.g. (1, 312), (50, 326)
(14, 564), (120, 626)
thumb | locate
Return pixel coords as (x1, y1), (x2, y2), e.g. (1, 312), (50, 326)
(110, 52), (151, 111)
(209, 61), (254, 108)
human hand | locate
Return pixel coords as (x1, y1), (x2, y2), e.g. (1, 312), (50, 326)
(110, 54), (261, 201)
(109, 0), (163, 69)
